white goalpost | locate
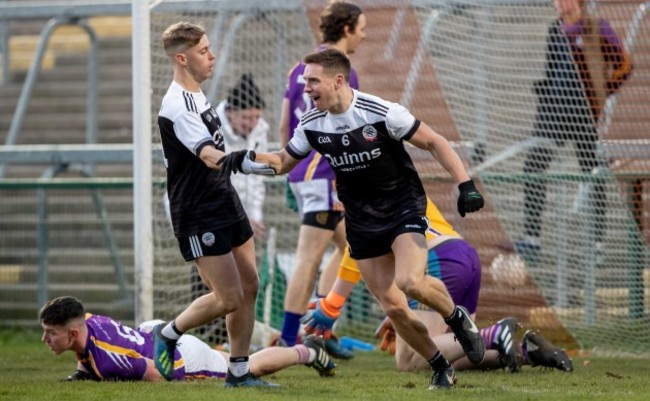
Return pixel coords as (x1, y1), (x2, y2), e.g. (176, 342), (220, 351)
(132, 0), (153, 324)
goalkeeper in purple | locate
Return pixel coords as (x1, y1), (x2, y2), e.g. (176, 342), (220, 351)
(218, 48), (486, 390)
(40, 296), (336, 382)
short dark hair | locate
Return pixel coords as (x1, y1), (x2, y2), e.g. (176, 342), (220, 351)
(304, 48), (351, 82)
(161, 21), (207, 57)
(39, 296), (85, 326)
(319, 2), (363, 44)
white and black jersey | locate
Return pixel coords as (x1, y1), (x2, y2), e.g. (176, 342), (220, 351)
(285, 89), (426, 233)
(158, 81), (246, 237)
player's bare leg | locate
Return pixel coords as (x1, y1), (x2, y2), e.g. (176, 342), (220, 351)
(226, 238), (259, 359)
(316, 220), (346, 295)
(284, 225), (334, 314)
(357, 256), (438, 359)
(280, 224), (339, 346)
(358, 256), (456, 389)
(391, 233), (454, 315)
(392, 233), (485, 365)
(246, 337), (335, 377)
(154, 248), (254, 381)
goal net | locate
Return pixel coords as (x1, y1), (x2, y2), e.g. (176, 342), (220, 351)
(147, 0), (650, 356)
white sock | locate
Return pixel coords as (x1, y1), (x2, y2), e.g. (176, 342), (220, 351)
(161, 321), (182, 340)
(229, 357), (250, 377)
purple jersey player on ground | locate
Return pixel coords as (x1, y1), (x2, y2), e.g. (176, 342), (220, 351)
(39, 296), (336, 382)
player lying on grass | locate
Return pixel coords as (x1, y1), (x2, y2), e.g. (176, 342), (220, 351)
(302, 198), (573, 374)
(374, 318), (573, 373)
(40, 296), (335, 382)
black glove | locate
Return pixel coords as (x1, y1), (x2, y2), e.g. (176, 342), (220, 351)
(217, 150), (251, 175)
(64, 369), (100, 382)
(457, 179), (484, 217)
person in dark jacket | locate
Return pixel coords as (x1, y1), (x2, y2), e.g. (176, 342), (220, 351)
(519, 0), (632, 254)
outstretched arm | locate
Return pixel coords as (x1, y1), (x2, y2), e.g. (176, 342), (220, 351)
(218, 148), (300, 176)
(407, 123), (469, 184)
(407, 123), (484, 217)
(255, 149), (300, 175)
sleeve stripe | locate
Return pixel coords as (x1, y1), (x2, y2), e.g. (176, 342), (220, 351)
(354, 104), (387, 117)
(301, 111), (327, 125)
(402, 120), (421, 141)
(301, 108), (321, 120)
(194, 138), (214, 156)
(182, 91), (198, 113)
(356, 97), (389, 112)
(286, 143), (309, 160)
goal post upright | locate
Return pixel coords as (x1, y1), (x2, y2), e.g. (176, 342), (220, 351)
(132, 0), (153, 323)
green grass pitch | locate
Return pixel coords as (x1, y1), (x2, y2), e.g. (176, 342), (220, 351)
(1, 328), (648, 401)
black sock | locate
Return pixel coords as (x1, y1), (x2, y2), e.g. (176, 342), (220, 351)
(444, 306), (463, 329)
(428, 351), (451, 370)
(170, 320), (183, 336)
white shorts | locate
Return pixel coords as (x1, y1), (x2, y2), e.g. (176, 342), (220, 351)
(177, 335), (228, 378)
(289, 178), (341, 216)
(138, 320), (227, 379)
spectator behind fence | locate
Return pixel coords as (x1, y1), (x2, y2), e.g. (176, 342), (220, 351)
(218, 73), (269, 239)
(517, 0), (632, 258)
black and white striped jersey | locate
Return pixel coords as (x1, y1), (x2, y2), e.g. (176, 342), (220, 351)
(286, 89), (426, 233)
(158, 81), (245, 237)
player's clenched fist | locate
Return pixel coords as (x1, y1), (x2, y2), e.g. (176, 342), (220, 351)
(457, 179), (484, 217)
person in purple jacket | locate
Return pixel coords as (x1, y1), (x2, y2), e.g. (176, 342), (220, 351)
(40, 296), (335, 382)
(276, 0), (366, 358)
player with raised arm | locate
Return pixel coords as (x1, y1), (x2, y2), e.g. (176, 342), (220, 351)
(219, 48), (486, 390)
(276, 2), (366, 358)
(40, 296), (336, 382)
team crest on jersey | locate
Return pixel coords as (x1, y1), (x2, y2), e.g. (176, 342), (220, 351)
(362, 125), (378, 141)
(201, 232), (215, 247)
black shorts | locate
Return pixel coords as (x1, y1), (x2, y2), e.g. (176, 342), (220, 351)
(347, 215), (428, 260)
(177, 218), (253, 262)
(302, 211), (344, 230)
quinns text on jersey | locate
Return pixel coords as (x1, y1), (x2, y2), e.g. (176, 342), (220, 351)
(325, 147), (381, 172)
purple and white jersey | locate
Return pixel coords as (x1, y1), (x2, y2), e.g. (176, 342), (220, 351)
(285, 89), (426, 233)
(77, 314), (185, 381)
(284, 45), (359, 183)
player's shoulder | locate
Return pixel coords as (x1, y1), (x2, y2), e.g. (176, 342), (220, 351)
(354, 91), (392, 116)
(85, 314), (119, 336)
(299, 107), (327, 126)
(159, 82), (198, 119)
(287, 61), (305, 78)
